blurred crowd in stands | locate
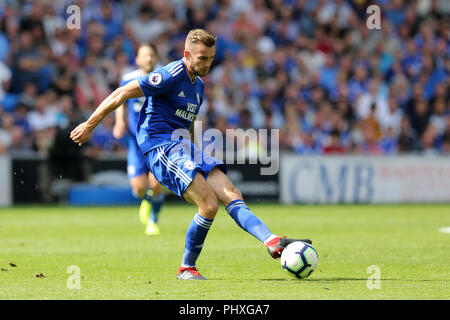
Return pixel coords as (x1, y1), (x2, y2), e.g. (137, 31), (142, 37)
(0, 0), (449, 160)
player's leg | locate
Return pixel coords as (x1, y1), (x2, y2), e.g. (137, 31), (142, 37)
(129, 173), (148, 198)
(146, 142), (218, 279)
(127, 135), (155, 225)
(206, 167), (312, 258)
(148, 173), (165, 223)
(177, 172), (218, 280)
(206, 167), (275, 243)
(129, 173), (153, 225)
(144, 173), (165, 235)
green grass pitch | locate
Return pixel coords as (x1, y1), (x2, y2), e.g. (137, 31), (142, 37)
(0, 203), (449, 299)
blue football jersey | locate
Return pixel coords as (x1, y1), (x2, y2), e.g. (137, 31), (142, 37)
(120, 69), (146, 137)
(136, 59), (205, 154)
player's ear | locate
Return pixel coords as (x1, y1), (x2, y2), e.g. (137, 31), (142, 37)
(183, 50), (190, 59)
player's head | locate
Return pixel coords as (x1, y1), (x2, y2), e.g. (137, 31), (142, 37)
(136, 43), (158, 73)
(184, 29), (216, 77)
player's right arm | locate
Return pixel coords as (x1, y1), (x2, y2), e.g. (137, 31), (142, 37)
(71, 80), (143, 146)
(71, 68), (174, 146)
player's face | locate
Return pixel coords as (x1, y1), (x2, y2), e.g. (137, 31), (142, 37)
(187, 43), (215, 77)
(136, 46), (158, 73)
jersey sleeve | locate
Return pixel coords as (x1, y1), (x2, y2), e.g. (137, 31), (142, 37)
(137, 69), (175, 97)
(119, 79), (128, 87)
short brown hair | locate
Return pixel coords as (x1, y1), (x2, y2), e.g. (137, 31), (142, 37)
(186, 29), (216, 47)
(137, 43), (158, 57)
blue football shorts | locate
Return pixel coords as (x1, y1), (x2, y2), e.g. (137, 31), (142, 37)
(144, 140), (226, 198)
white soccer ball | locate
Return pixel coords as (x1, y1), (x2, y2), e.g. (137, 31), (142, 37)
(281, 241), (318, 279)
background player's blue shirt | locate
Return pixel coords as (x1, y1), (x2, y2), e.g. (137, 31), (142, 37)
(136, 59), (205, 154)
(120, 69), (146, 137)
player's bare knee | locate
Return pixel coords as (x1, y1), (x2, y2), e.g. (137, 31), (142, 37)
(204, 198), (219, 217)
(200, 194), (218, 219)
(132, 186), (147, 199)
(150, 180), (162, 195)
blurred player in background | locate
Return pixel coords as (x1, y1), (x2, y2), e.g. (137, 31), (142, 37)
(113, 43), (165, 236)
(71, 29), (311, 280)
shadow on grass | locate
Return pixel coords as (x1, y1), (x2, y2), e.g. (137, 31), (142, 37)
(259, 278), (450, 282)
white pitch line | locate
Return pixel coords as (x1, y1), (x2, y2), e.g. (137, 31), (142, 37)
(438, 227), (450, 234)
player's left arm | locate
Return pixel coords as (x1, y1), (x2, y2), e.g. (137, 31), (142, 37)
(71, 80), (143, 146)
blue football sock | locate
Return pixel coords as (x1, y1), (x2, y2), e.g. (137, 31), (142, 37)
(148, 193), (165, 223)
(225, 199), (273, 243)
(181, 212), (213, 267)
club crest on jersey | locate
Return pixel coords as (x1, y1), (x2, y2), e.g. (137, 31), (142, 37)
(149, 73), (162, 85)
(184, 160), (195, 170)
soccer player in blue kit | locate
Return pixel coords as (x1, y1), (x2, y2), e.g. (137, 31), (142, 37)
(71, 29), (311, 280)
(113, 44), (165, 236)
